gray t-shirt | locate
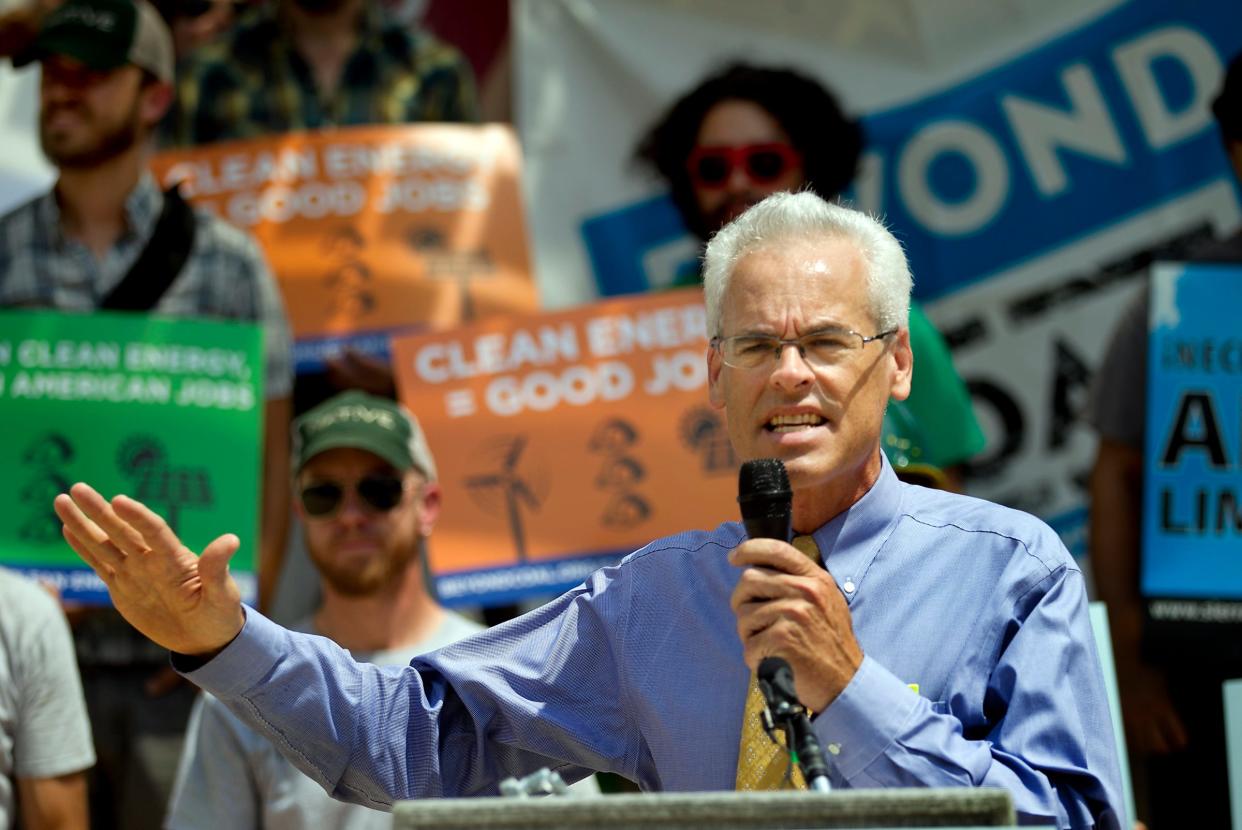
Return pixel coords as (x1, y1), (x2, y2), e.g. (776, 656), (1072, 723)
(0, 568), (96, 827)
(1089, 231), (1242, 447)
(165, 611), (484, 830)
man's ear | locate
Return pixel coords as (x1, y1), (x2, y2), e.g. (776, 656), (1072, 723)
(140, 79), (174, 128)
(707, 343), (725, 410)
(415, 481), (443, 536)
(890, 326), (913, 402)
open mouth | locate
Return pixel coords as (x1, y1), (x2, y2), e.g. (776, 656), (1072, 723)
(765, 413), (825, 433)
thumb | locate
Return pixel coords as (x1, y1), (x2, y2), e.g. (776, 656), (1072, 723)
(199, 533), (240, 591)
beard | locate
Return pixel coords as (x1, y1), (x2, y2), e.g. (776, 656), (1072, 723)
(307, 531), (420, 597)
(39, 97), (143, 169)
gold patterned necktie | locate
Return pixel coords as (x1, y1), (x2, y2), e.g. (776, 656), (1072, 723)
(734, 534), (821, 791)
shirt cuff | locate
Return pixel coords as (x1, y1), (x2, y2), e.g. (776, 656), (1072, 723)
(812, 654), (920, 782)
(172, 606), (286, 697)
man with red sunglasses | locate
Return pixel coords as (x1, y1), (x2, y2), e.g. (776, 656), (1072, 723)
(636, 63), (985, 490)
(165, 390), (484, 829)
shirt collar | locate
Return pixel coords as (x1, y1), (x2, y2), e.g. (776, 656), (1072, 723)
(35, 189), (63, 246)
(124, 172), (162, 238)
(806, 452), (904, 599)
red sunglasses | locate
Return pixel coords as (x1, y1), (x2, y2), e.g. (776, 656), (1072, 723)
(686, 143), (802, 187)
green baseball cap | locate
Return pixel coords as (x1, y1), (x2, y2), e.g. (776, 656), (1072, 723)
(292, 391), (437, 481)
(15, 0), (174, 84)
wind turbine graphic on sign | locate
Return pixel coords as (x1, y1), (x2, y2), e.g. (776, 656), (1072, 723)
(465, 435), (542, 561)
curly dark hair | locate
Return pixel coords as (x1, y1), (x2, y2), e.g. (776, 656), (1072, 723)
(1213, 52), (1242, 145)
(635, 62), (864, 241)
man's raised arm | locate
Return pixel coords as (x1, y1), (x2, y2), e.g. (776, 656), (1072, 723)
(53, 483), (245, 657)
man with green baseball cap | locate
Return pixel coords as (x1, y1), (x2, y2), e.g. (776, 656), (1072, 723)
(167, 390), (492, 829)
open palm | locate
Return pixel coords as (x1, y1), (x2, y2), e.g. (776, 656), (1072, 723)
(53, 482), (246, 656)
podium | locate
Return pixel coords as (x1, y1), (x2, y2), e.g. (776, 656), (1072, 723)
(392, 788), (1016, 829)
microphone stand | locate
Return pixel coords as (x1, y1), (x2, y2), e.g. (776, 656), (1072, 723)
(758, 657), (832, 792)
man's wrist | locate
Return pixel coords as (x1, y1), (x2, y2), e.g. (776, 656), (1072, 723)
(170, 609), (247, 672)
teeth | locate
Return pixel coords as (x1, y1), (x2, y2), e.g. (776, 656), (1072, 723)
(768, 413), (824, 429)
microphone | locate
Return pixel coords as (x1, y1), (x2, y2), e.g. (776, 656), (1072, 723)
(738, 458), (792, 542)
(737, 461), (832, 791)
(758, 656), (832, 792)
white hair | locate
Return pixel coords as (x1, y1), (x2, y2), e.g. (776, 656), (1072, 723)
(702, 191), (912, 335)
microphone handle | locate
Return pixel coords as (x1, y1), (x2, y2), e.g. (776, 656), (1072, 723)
(743, 515), (791, 542)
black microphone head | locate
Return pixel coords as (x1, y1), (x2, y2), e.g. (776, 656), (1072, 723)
(738, 458), (792, 541)
(757, 656), (787, 683)
(758, 656), (799, 702)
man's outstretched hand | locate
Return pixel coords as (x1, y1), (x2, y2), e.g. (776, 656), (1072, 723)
(53, 483), (246, 657)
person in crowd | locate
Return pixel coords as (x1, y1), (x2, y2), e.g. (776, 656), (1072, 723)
(167, 0), (477, 146)
(0, 568), (95, 830)
(1088, 50), (1242, 830)
(636, 63), (984, 488)
(166, 0), (481, 414)
(0, 2), (292, 825)
(58, 191), (1125, 828)
(153, 0), (244, 59)
(166, 391), (485, 829)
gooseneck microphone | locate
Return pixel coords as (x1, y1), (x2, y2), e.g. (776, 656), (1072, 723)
(738, 458), (792, 542)
(738, 459), (833, 791)
(758, 657), (832, 792)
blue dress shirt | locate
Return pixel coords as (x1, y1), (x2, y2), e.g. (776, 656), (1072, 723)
(184, 457), (1124, 828)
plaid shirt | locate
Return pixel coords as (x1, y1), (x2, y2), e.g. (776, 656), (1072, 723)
(168, 5), (478, 146)
(0, 173), (293, 399)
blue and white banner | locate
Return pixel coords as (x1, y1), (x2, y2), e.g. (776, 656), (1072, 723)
(1142, 263), (1242, 603)
(516, 0), (1242, 556)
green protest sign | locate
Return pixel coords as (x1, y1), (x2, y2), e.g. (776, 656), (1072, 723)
(0, 310), (263, 604)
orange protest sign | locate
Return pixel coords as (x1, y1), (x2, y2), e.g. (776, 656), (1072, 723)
(150, 125), (537, 367)
(391, 288), (738, 605)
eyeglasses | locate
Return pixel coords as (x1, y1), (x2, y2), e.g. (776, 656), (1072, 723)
(299, 475), (405, 518)
(712, 328), (897, 370)
(686, 143), (802, 188)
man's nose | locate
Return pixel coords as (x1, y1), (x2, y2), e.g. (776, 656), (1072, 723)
(333, 491), (371, 527)
(725, 161), (752, 193)
(41, 72), (85, 105)
(42, 78), (74, 102)
(770, 343), (815, 389)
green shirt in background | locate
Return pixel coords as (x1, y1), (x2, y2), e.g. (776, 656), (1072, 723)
(897, 302), (986, 469)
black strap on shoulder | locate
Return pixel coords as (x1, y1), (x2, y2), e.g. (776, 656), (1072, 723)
(100, 185), (197, 311)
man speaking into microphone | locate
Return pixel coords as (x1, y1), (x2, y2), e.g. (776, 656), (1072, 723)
(54, 192), (1124, 828)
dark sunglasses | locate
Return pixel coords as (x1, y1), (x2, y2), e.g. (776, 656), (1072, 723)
(299, 475), (405, 518)
(686, 143), (802, 187)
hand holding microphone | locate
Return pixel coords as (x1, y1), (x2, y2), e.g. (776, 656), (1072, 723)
(731, 459), (863, 715)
